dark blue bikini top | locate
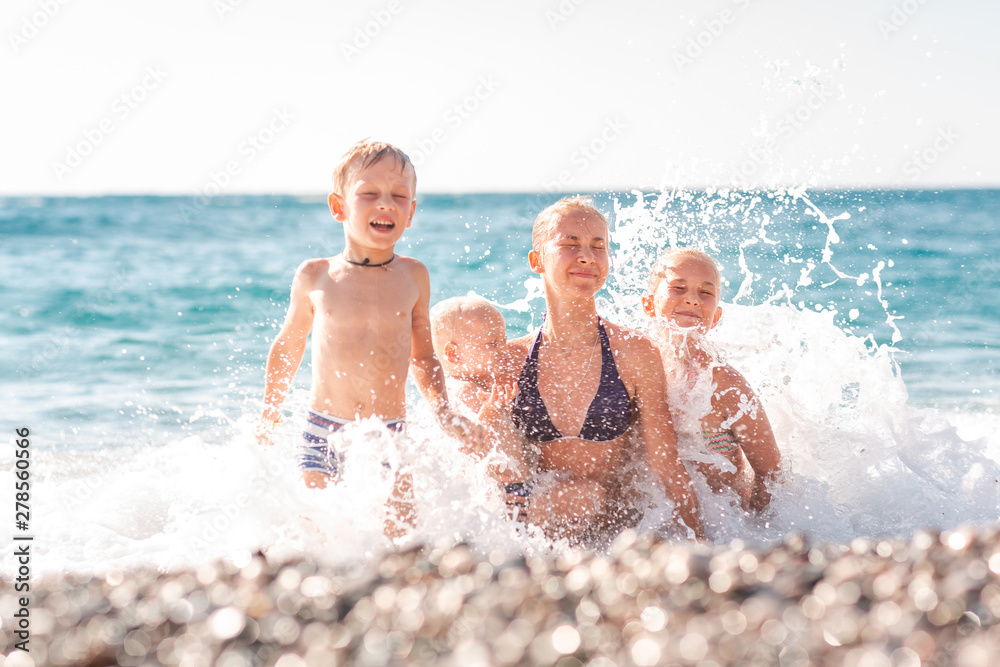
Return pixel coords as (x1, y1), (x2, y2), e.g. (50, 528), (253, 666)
(511, 318), (633, 443)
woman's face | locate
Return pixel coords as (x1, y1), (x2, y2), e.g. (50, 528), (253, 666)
(530, 209), (610, 299)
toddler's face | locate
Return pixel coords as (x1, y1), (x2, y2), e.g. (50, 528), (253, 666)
(457, 310), (507, 377)
(649, 257), (721, 332)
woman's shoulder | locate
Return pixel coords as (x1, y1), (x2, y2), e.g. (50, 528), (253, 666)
(497, 334), (534, 383)
(507, 332), (534, 352)
(600, 320), (665, 392)
(601, 319), (659, 359)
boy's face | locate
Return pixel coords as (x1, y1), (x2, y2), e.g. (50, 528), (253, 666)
(328, 157), (417, 251)
(645, 256), (722, 332)
(455, 309), (507, 379)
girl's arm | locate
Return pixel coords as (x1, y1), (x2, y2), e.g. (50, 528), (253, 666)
(714, 366), (782, 511)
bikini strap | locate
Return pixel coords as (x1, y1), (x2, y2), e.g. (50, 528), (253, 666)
(527, 324), (544, 361)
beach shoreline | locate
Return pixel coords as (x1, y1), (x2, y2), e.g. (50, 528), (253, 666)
(5, 527), (1000, 666)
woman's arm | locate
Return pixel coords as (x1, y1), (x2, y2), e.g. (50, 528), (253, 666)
(623, 330), (707, 540)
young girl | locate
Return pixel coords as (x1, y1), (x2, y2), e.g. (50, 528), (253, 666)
(643, 248), (782, 512)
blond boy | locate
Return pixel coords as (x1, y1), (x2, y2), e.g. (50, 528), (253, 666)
(257, 139), (474, 537)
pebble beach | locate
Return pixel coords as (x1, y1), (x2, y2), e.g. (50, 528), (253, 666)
(5, 527), (1000, 667)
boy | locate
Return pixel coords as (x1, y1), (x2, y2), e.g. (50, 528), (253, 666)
(430, 295), (529, 519)
(257, 139), (474, 537)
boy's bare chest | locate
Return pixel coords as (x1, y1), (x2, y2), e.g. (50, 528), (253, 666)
(312, 274), (418, 327)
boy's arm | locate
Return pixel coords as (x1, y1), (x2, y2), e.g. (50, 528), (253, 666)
(407, 263), (480, 441)
(716, 367), (782, 511)
(477, 383), (528, 481)
(258, 262), (316, 444)
(629, 336), (707, 540)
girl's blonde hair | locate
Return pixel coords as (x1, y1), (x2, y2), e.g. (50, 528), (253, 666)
(648, 247), (721, 293)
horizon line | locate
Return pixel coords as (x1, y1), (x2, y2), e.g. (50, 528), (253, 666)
(3, 183), (1000, 201)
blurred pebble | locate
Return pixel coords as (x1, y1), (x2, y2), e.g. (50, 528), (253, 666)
(5, 530), (1000, 665)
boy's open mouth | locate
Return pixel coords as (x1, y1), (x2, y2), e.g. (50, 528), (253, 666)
(370, 220), (395, 231)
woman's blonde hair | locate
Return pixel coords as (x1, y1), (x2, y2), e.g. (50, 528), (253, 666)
(532, 196), (609, 252)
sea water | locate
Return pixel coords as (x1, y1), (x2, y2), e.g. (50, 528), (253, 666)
(1, 189), (998, 577)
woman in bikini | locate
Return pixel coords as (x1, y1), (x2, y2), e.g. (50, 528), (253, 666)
(499, 197), (705, 544)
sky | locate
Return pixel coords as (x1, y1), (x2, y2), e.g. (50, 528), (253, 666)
(2, 0), (998, 196)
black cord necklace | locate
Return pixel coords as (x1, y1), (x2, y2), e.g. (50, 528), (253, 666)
(342, 252), (395, 268)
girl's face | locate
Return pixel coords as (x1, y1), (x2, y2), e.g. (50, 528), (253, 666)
(645, 256), (722, 332)
(530, 210), (610, 299)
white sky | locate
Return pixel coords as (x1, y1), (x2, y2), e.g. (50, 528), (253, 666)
(2, 0), (997, 195)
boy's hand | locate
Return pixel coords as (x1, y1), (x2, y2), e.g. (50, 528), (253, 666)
(255, 408), (282, 446)
(477, 383), (518, 424)
(437, 408), (485, 452)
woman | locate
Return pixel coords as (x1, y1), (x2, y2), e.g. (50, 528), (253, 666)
(501, 197), (706, 543)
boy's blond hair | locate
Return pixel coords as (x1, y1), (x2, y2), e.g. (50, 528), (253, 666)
(532, 196), (609, 252)
(648, 247), (722, 293)
(332, 139), (416, 196)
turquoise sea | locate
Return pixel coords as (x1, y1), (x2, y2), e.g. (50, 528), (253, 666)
(2, 188), (998, 574)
